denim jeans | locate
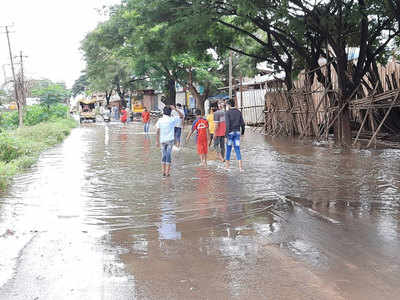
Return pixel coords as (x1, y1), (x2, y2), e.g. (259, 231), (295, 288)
(161, 141), (174, 164)
(226, 131), (241, 161)
(174, 127), (182, 143)
(144, 122), (150, 133)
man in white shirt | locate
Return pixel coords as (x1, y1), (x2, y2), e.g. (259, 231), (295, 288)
(171, 103), (185, 147)
(156, 105), (184, 177)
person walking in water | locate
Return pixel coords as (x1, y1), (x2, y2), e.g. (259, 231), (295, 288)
(112, 105), (119, 121)
(120, 107), (128, 125)
(171, 103), (185, 148)
(142, 107), (151, 134)
(213, 100), (226, 162)
(156, 105), (184, 177)
(206, 107), (216, 147)
(225, 99), (245, 171)
(186, 109), (209, 166)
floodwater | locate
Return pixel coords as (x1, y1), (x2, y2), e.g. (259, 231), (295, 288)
(1, 121), (400, 299)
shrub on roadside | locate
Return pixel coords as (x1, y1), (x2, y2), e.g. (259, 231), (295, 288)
(0, 103), (69, 130)
(0, 119), (77, 191)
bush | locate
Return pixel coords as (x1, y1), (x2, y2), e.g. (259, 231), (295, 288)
(25, 103), (68, 126)
(0, 133), (28, 163)
(0, 119), (77, 191)
(0, 103), (69, 130)
(0, 110), (19, 130)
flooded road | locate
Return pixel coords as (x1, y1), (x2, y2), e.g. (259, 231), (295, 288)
(1, 121), (400, 299)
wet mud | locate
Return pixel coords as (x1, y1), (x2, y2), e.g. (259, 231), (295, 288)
(1, 122), (400, 299)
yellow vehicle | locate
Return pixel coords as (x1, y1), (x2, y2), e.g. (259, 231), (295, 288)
(132, 100), (144, 113)
(79, 98), (97, 123)
(8, 102), (17, 110)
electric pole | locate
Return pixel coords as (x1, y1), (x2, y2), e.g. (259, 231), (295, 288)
(16, 51), (28, 106)
(229, 51), (233, 101)
(2, 25), (23, 127)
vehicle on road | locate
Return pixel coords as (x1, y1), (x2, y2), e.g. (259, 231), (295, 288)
(131, 100), (145, 121)
(79, 98), (97, 123)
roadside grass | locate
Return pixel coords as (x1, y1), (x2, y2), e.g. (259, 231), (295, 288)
(0, 119), (77, 191)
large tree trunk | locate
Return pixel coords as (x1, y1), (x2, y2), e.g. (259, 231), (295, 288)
(188, 84), (210, 115)
(116, 87), (126, 108)
(335, 50), (352, 146)
(105, 90), (112, 106)
(164, 78), (176, 105)
(17, 102), (23, 128)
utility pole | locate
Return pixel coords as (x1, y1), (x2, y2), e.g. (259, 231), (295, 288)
(16, 51), (28, 106)
(229, 51), (233, 101)
(2, 25), (23, 127)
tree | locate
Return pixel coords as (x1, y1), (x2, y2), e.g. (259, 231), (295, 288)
(143, 0), (399, 145)
(72, 72), (89, 97)
(31, 82), (71, 108)
(81, 19), (133, 107)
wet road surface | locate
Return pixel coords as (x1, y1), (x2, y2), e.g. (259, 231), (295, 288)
(1, 121), (400, 299)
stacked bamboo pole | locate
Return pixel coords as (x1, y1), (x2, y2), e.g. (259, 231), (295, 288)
(264, 59), (400, 143)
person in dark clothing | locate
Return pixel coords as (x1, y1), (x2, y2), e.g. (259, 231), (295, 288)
(225, 99), (245, 171)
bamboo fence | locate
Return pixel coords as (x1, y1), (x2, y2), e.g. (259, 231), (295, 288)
(264, 58), (400, 145)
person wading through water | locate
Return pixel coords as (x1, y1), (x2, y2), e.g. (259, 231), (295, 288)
(225, 99), (245, 171)
(155, 105), (184, 177)
(171, 103), (185, 148)
(186, 109), (210, 166)
(206, 107), (216, 147)
(213, 100), (226, 162)
(142, 107), (150, 134)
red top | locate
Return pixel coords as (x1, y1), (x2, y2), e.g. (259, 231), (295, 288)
(120, 109), (128, 122)
(194, 119), (208, 143)
(142, 111), (150, 123)
(194, 118), (208, 154)
(215, 122), (226, 136)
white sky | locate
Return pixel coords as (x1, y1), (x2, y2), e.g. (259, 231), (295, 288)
(0, 0), (120, 88)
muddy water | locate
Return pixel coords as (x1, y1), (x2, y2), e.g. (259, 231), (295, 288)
(1, 122), (400, 299)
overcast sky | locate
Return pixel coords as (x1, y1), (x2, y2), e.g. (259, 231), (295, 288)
(0, 0), (120, 88)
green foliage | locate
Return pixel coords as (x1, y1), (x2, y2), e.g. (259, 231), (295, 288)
(31, 83), (71, 107)
(0, 104), (69, 130)
(0, 133), (27, 163)
(72, 72), (89, 97)
(0, 119), (77, 191)
(0, 111), (19, 130)
(24, 104), (68, 126)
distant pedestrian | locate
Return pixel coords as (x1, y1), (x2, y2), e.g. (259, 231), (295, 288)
(142, 107), (151, 134)
(171, 103), (185, 148)
(120, 107), (128, 125)
(213, 100), (226, 162)
(225, 99), (245, 171)
(186, 109), (209, 166)
(206, 107), (216, 147)
(112, 106), (119, 121)
(156, 105), (184, 177)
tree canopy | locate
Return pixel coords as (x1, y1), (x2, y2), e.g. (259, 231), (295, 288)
(31, 81), (71, 107)
(78, 0), (400, 143)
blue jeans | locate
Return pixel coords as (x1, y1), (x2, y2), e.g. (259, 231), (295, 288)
(174, 127), (182, 143)
(161, 141), (174, 164)
(144, 122), (150, 133)
(226, 131), (242, 161)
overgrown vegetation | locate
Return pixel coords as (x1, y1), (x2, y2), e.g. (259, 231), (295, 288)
(0, 119), (77, 191)
(0, 103), (69, 130)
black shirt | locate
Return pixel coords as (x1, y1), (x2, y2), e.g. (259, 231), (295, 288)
(225, 108), (245, 135)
